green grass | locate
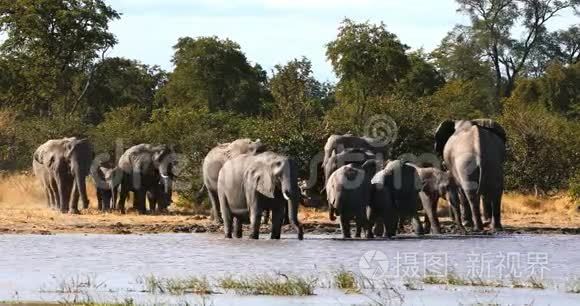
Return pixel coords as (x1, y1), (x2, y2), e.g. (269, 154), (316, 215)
(333, 269), (360, 293)
(218, 274), (316, 296)
(422, 271), (505, 288)
(139, 275), (212, 295)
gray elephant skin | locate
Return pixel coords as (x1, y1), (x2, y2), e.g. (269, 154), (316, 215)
(322, 134), (389, 170)
(92, 166), (122, 211)
(324, 148), (378, 183)
(117, 144), (175, 213)
(202, 139), (265, 223)
(410, 165), (460, 234)
(33, 137), (93, 214)
(435, 119), (507, 231)
(370, 160), (423, 237)
(217, 151), (303, 240)
(326, 161), (377, 239)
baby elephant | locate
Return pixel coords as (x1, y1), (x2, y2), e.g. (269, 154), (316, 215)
(326, 161), (377, 239)
(93, 166), (121, 211)
(370, 160), (423, 237)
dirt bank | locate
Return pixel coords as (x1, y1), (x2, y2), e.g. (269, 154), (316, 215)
(0, 174), (578, 235)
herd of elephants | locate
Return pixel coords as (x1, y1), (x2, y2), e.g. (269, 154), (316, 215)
(32, 118), (507, 240)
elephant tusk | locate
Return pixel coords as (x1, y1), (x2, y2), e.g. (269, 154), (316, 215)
(283, 191), (291, 201)
(160, 174), (170, 179)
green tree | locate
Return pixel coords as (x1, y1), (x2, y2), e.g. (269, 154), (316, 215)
(511, 61), (580, 119)
(83, 57), (167, 124)
(431, 25), (495, 81)
(394, 50), (445, 98)
(326, 19), (410, 128)
(0, 0), (120, 116)
(162, 36), (269, 114)
(456, 0), (580, 97)
(269, 57), (333, 129)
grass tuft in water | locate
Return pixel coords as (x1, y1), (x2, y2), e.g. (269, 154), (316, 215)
(566, 277), (580, 293)
(333, 269), (360, 293)
(139, 275), (212, 295)
(218, 274), (316, 296)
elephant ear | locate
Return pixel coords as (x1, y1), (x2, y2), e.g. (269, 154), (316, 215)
(471, 118), (507, 144)
(250, 162), (276, 199)
(434, 120), (456, 156)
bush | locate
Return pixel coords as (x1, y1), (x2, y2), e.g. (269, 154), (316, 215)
(500, 101), (580, 193)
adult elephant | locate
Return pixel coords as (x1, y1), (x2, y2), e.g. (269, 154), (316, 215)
(434, 119), (507, 232)
(324, 148), (377, 184)
(326, 161), (377, 239)
(217, 151), (303, 240)
(202, 139), (265, 223)
(33, 138), (93, 214)
(117, 144), (175, 214)
(322, 134), (389, 169)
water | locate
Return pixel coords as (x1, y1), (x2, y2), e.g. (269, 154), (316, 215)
(0, 233), (579, 305)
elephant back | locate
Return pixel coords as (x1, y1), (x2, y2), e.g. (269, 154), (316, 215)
(471, 119), (507, 144)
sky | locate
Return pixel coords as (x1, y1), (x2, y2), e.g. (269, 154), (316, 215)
(107, 0), (578, 82)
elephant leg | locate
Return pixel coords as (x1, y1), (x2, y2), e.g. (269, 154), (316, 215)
(218, 193), (233, 239)
(46, 180), (57, 208)
(481, 194), (492, 227)
(339, 215), (351, 239)
(465, 190), (483, 231)
(459, 190), (473, 227)
(97, 190), (103, 211)
(270, 207), (284, 240)
(147, 191), (157, 213)
(354, 219), (362, 238)
(233, 217), (243, 239)
(385, 212), (399, 238)
(422, 193), (441, 235)
(56, 177), (71, 213)
(134, 190), (147, 214)
(329, 207), (336, 221)
(373, 221), (385, 237)
(49, 176), (60, 210)
(69, 183), (80, 214)
(249, 207), (263, 240)
(411, 214), (424, 236)
(117, 179), (130, 213)
(208, 189), (223, 224)
(491, 191), (503, 232)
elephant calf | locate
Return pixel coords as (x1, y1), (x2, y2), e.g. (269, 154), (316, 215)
(370, 160), (423, 237)
(326, 162), (376, 239)
(410, 165), (460, 234)
(92, 166), (121, 211)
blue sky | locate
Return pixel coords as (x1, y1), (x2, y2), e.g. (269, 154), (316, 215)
(107, 0), (578, 82)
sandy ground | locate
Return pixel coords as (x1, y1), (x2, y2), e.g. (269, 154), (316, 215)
(0, 173), (578, 235)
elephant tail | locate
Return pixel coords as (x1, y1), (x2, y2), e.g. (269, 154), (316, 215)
(195, 184), (207, 204)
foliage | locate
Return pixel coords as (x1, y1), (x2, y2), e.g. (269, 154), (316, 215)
(0, 0), (120, 115)
(162, 36), (269, 114)
(455, 0), (580, 97)
(500, 101), (580, 192)
(326, 19), (411, 127)
(83, 57), (167, 124)
(1, 1), (579, 205)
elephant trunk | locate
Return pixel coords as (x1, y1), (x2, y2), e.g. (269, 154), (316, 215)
(288, 198), (304, 240)
(75, 169), (89, 209)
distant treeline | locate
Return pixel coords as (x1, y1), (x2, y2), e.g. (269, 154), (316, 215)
(0, 1), (579, 202)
